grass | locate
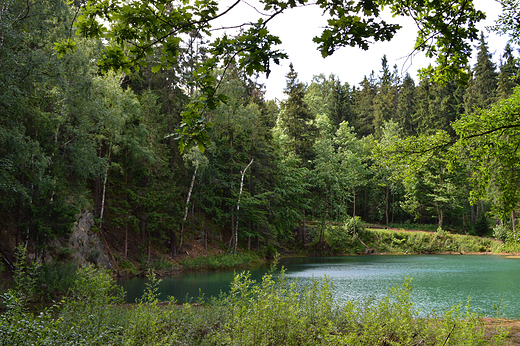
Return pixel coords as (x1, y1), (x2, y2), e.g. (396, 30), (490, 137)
(364, 228), (503, 254)
(323, 221), (504, 255)
(181, 251), (262, 270)
(386, 223), (441, 232)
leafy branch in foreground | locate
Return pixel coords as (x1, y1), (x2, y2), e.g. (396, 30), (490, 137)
(57, 0), (488, 151)
(452, 86), (520, 220)
(377, 86), (520, 222)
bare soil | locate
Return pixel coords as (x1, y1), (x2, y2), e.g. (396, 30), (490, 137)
(483, 318), (520, 345)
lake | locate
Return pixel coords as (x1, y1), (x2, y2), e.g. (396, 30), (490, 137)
(118, 254), (520, 318)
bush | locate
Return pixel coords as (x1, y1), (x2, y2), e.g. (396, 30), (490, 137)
(325, 224), (351, 253)
(36, 262), (77, 301)
(204, 269), (507, 346)
(493, 223), (510, 242)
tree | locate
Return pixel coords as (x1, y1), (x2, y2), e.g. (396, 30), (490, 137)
(373, 56), (399, 138)
(0, 0), (110, 250)
(305, 74), (353, 130)
(280, 64), (318, 165)
(453, 86), (520, 221)
(464, 32), (498, 114)
(496, 43), (518, 100)
(352, 73), (377, 137)
(396, 74), (416, 136)
(64, 0), (487, 150)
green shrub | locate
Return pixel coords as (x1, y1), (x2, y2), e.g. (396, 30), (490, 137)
(150, 257), (175, 271)
(181, 252), (260, 270)
(204, 269), (507, 346)
(36, 261), (77, 300)
(325, 224), (351, 253)
(493, 223), (510, 242)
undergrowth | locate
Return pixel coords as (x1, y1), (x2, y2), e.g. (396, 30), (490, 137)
(0, 250), (509, 345)
(324, 222), (504, 254)
(181, 251), (262, 270)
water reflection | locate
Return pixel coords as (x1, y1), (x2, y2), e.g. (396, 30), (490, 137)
(118, 255), (520, 318)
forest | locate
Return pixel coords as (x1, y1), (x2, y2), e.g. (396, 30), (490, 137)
(2, 0), (520, 271)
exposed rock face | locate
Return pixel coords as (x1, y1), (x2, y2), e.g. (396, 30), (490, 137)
(69, 211), (112, 268)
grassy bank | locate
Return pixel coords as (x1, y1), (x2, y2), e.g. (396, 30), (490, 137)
(0, 260), (509, 345)
(363, 228), (503, 254)
(321, 221), (505, 255)
(180, 252), (263, 271)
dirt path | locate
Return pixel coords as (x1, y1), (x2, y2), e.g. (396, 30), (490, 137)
(484, 318), (520, 345)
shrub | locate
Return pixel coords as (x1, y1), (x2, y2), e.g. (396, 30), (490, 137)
(36, 261), (77, 300)
(493, 223), (510, 242)
(325, 224), (351, 253)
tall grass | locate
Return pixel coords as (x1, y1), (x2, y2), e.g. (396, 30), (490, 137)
(325, 222), (504, 254)
(181, 251), (262, 270)
(365, 228), (502, 254)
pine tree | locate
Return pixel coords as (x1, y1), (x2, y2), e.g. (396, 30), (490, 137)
(413, 77), (433, 135)
(397, 74), (416, 136)
(373, 56), (398, 138)
(352, 72), (377, 137)
(464, 32), (498, 114)
(429, 81), (464, 136)
(496, 43), (518, 100)
(328, 78), (353, 129)
(281, 63), (318, 165)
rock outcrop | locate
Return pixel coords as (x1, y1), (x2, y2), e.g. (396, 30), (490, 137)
(69, 211), (112, 268)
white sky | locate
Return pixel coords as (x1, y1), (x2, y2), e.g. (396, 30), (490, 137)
(216, 0), (510, 101)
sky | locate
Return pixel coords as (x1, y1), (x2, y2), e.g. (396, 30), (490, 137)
(216, 0), (511, 101)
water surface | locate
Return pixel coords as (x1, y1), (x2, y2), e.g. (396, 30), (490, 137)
(118, 255), (520, 318)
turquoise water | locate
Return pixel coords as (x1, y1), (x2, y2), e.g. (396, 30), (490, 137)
(118, 255), (520, 318)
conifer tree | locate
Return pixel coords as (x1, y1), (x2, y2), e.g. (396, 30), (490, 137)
(496, 43), (518, 100)
(413, 77), (433, 135)
(397, 74), (416, 136)
(281, 63), (318, 165)
(328, 78), (353, 129)
(352, 72), (377, 138)
(373, 56), (398, 138)
(464, 32), (498, 114)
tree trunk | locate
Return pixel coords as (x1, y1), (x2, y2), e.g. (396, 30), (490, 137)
(229, 207), (235, 253)
(364, 186), (368, 220)
(125, 223), (128, 258)
(170, 229), (177, 257)
(100, 148), (111, 223)
(321, 191), (328, 253)
(438, 208), (444, 229)
(234, 158), (253, 254)
(179, 166), (197, 255)
(353, 187), (356, 235)
(385, 185), (389, 226)
(513, 210), (517, 231)
(391, 189), (395, 224)
(148, 227), (151, 264)
(204, 218), (207, 251)
(248, 220), (251, 250)
(302, 208), (307, 245)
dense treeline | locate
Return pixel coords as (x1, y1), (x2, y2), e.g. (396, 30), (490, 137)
(1, 0), (519, 264)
